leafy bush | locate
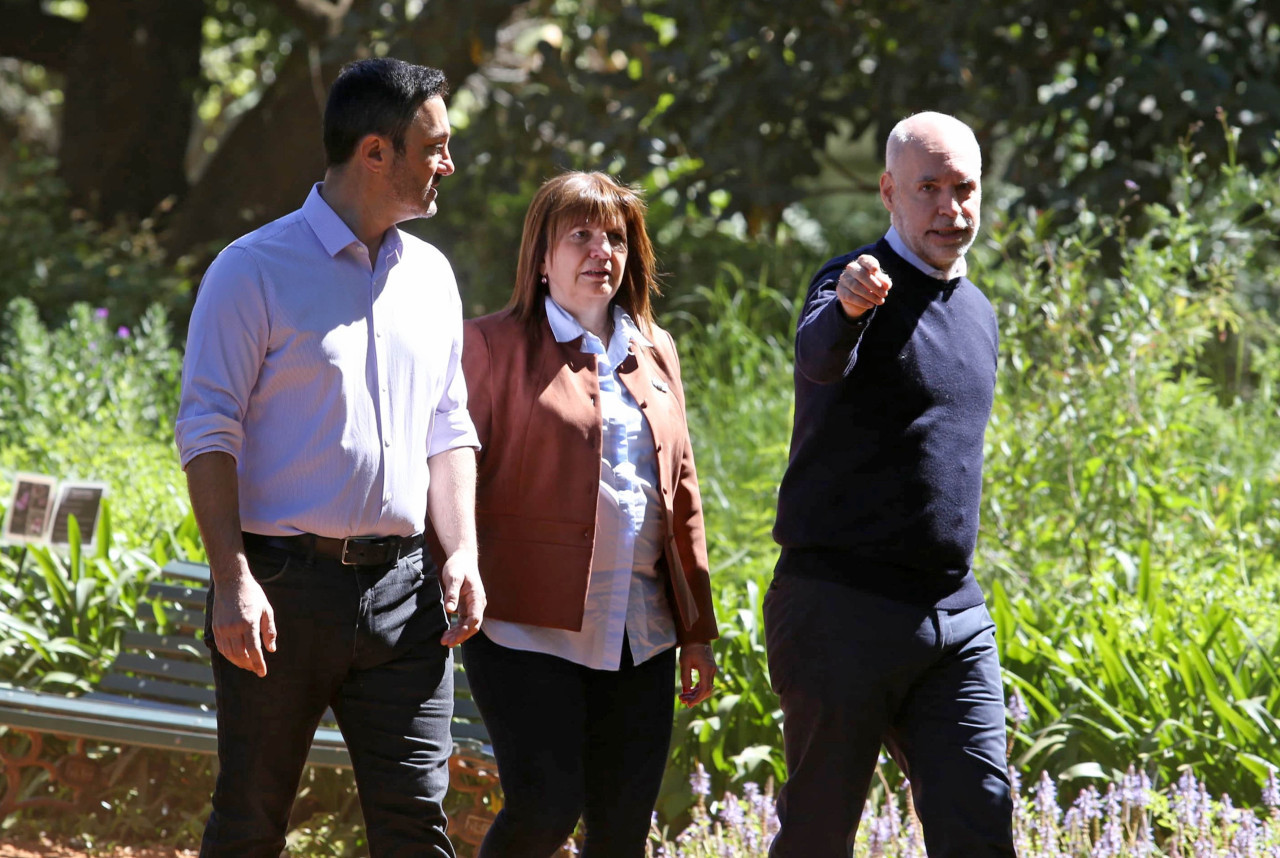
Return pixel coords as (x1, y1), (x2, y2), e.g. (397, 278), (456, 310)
(0, 296), (190, 549)
(981, 149), (1280, 798)
(0, 509), (163, 692)
(0, 156), (193, 329)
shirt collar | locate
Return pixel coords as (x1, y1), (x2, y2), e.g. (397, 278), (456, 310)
(544, 296), (653, 358)
(885, 225), (967, 281)
(302, 183), (403, 262)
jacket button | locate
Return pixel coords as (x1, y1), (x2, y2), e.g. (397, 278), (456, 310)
(582, 529), (591, 539)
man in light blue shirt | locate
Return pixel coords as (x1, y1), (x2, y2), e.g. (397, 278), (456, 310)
(175, 58), (483, 858)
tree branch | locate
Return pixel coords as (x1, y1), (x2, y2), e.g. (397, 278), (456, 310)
(268, 0), (356, 40)
(0, 1), (80, 70)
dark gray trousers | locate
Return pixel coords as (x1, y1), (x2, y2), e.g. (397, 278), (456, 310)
(200, 544), (455, 858)
(764, 572), (1015, 858)
(461, 630), (677, 858)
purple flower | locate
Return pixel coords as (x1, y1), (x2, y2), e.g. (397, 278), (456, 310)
(1033, 770), (1060, 821)
(1122, 764), (1152, 808)
(94, 307), (109, 319)
(116, 325), (131, 338)
(1073, 784), (1103, 820)
(689, 762), (711, 798)
(1263, 768), (1280, 808)
(717, 794), (746, 829)
(1173, 770), (1203, 829)
(1124, 179), (1140, 192)
(1007, 691), (1029, 727)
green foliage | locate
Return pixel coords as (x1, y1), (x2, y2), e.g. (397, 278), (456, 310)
(455, 0), (1280, 243)
(978, 151), (1280, 798)
(0, 507), (160, 692)
(650, 267), (801, 819)
(0, 295), (190, 549)
(0, 157), (192, 328)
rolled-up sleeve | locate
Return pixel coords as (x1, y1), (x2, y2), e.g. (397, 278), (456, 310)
(174, 247), (271, 468)
(427, 291), (480, 458)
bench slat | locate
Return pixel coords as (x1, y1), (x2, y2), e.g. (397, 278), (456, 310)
(449, 721), (491, 742)
(144, 582), (207, 610)
(159, 560), (212, 584)
(111, 652), (214, 686)
(97, 674), (218, 709)
(452, 698), (482, 721)
(136, 602), (204, 633)
(120, 630), (204, 658)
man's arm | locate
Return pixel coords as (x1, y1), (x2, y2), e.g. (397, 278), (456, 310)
(185, 451), (276, 677)
(176, 246), (275, 677)
(794, 253), (892, 384)
(427, 446), (484, 647)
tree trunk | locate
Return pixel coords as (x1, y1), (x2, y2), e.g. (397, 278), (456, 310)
(161, 0), (525, 262)
(161, 44), (334, 262)
(58, 0), (204, 218)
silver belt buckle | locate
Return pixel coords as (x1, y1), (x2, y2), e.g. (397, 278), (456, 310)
(339, 537), (361, 566)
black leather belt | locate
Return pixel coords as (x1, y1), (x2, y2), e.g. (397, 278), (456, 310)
(242, 531), (425, 566)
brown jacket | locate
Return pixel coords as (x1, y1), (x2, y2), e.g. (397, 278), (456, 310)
(462, 310), (718, 645)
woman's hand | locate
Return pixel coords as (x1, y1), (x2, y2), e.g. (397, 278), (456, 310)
(678, 643), (718, 707)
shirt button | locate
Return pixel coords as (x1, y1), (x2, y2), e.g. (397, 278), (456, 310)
(384, 439), (391, 448)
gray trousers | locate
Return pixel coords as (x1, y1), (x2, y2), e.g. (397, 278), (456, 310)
(201, 544), (455, 858)
(764, 572), (1015, 857)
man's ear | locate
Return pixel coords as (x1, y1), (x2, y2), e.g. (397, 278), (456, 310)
(879, 171), (895, 213)
(356, 133), (392, 175)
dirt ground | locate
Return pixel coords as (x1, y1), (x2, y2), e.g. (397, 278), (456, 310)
(0, 839), (195, 858)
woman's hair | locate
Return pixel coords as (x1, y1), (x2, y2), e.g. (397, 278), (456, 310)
(508, 171), (659, 333)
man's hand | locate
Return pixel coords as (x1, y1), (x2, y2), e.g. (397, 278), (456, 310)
(440, 550), (485, 647)
(678, 643), (718, 708)
(836, 254), (893, 320)
(211, 568), (277, 677)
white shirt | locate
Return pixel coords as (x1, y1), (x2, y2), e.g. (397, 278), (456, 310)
(886, 225), (968, 280)
(482, 297), (679, 669)
(175, 184), (479, 538)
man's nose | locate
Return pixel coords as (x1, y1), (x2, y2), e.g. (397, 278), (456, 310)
(437, 148), (455, 177)
(938, 192), (962, 217)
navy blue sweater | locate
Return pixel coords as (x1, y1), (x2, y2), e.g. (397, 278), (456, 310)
(772, 238), (998, 608)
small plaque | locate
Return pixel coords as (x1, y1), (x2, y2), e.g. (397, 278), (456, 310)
(2, 473), (58, 544)
(49, 481), (109, 548)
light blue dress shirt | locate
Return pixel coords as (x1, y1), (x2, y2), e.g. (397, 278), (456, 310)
(175, 184), (479, 539)
(482, 297), (679, 670)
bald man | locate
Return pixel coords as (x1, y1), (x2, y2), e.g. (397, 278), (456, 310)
(766, 112), (1015, 856)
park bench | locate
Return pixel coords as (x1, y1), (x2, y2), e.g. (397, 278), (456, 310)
(0, 558), (499, 846)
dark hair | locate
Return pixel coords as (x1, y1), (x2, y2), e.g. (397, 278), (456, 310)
(508, 172), (660, 334)
(323, 58), (448, 166)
